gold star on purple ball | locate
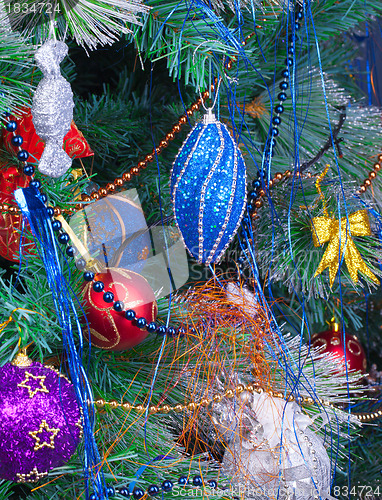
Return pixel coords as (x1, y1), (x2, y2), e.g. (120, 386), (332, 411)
(29, 420), (60, 451)
(17, 371), (49, 398)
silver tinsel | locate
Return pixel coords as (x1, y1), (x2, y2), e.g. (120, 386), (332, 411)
(32, 40), (74, 178)
(213, 391), (332, 500)
(0, 0), (11, 31)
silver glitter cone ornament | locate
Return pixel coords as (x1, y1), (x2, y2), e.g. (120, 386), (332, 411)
(214, 391), (331, 500)
(32, 40), (74, 178)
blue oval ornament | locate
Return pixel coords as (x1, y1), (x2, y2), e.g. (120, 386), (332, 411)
(170, 110), (247, 265)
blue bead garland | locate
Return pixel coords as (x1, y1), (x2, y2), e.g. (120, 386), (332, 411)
(157, 325), (167, 335)
(148, 484), (160, 496)
(23, 164), (35, 176)
(133, 487), (145, 499)
(6, 120), (17, 132)
(147, 322), (157, 333)
(136, 317), (146, 329)
(167, 326), (176, 336)
(90, 475), (220, 499)
(3, 112), (222, 500)
(237, 4), (304, 277)
(11, 135), (23, 146)
(17, 150), (29, 161)
(161, 480), (174, 492)
(30, 179), (41, 189)
(2, 110), (189, 340)
(58, 232), (70, 244)
(192, 476), (203, 487)
(103, 291), (114, 303)
(84, 271), (95, 282)
(125, 309), (136, 320)
(46, 206), (55, 217)
(52, 220), (62, 231)
(113, 300), (124, 312)
(93, 281), (105, 292)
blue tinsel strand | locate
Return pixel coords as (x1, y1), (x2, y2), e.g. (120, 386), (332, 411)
(14, 186), (107, 500)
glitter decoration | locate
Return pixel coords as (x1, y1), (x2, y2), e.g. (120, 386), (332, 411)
(29, 420), (60, 451)
(0, 356), (82, 483)
(3, 107), (93, 161)
(214, 391), (331, 500)
(170, 108), (247, 265)
(31, 40), (74, 178)
(17, 371), (49, 398)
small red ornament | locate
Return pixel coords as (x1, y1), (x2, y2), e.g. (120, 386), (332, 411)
(2, 107), (93, 160)
(83, 268), (157, 351)
(0, 164), (31, 261)
(311, 320), (367, 373)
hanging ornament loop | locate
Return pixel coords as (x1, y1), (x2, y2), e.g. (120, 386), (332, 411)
(192, 40), (223, 113)
(200, 77), (222, 114)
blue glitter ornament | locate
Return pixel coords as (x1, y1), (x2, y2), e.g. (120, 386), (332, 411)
(170, 109), (247, 265)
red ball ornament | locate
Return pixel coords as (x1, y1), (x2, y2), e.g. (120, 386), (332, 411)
(311, 321), (367, 373)
(83, 268), (157, 351)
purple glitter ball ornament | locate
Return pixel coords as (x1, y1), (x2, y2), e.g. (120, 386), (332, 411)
(0, 352), (82, 483)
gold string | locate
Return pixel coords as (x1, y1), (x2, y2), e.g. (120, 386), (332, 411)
(0, 307), (49, 337)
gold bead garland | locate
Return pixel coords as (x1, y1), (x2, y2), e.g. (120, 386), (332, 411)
(96, 383), (338, 415)
(357, 154), (382, 194)
(355, 409), (382, 422)
(4, 38), (382, 427)
(96, 382), (382, 422)
(0, 89), (211, 216)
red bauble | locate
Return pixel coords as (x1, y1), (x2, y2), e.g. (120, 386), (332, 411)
(311, 324), (367, 373)
(83, 268), (157, 351)
(0, 164), (31, 261)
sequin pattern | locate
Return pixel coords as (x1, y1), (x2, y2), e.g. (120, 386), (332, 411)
(0, 361), (82, 482)
(170, 112), (247, 265)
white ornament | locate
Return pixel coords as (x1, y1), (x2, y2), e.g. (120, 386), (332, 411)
(32, 40), (74, 178)
(215, 392), (332, 500)
(226, 282), (258, 316)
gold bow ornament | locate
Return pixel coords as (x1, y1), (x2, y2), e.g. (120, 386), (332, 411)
(311, 209), (380, 288)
